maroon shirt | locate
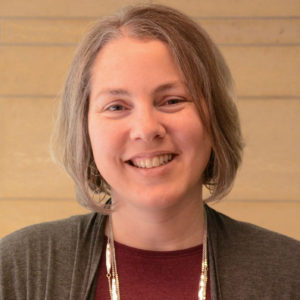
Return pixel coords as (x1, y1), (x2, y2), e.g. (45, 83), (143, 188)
(95, 237), (210, 300)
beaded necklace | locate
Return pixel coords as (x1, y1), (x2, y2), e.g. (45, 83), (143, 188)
(106, 212), (208, 300)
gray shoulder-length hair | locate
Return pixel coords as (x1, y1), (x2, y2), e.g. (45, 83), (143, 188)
(52, 4), (243, 212)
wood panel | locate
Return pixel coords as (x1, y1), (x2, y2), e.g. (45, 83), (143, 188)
(0, 97), (74, 199)
(1, 46), (299, 96)
(1, 199), (299, 240)
(222, 46), (300, 97)
(0, 199), (88, 238)
(1, 18), (299, 45)
(227, 99), (300, 201)
(200, 19), (300, 45)
(210, 201), (300, 241)
(0, 0), (299, 17)
(0, 0), (299, 242)
(1, 19), (92, 44)
(0, 0), (147, 17)
(156, 0), (300, 17)
(1, 98), (299, 201)
(0, 46), (74, 95)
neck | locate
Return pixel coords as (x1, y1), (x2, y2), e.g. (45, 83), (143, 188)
(107, 195), (205, 251)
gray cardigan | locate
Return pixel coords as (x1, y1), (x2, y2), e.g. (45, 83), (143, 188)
(1, 205), (299, 300)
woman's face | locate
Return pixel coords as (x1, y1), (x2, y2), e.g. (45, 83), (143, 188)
(88, 37), (212, 210)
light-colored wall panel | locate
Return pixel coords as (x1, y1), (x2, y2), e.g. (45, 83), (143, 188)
(210, 201), (300, 241)
(1, 0), (299, 242)
(0, 199), (88, 238)
(0, 97), (74, 198)
(1, 199), (299, 240)
(0, 46), (75, 95)
(222, 46), (300, 97)
(200, 19), (300, 45)
(2, 18), (299, 45)
(228, 99), (300, 201)
(1, 19), (92, 44)
(0, 0), (299, 17)
(0, 0), (148, 17)
(156, 0), (300, 17)
(1, 98), (299, 201)
(1, 46), (299, 96)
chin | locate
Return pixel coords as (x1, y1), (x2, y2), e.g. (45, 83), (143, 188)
(127, 187), (198, 211)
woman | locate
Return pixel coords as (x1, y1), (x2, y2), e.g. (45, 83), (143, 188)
(0, 4), (299, 300)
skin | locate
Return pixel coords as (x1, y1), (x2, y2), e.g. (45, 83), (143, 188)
(88, 36), (212, 251)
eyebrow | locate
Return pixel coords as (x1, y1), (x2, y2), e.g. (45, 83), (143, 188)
(94, 81), (184, 99)
(99, 88), (130, 96)
(153, 82), (183, 95)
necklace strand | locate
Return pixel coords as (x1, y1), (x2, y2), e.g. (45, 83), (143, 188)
(106, 211), (208, 300)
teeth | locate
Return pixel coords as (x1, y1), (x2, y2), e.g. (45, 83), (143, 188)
(145, 159), (151, 168)
(152, 157), (160, 167)
(131, 154), (174, 169)
(159, 156), (164, 165)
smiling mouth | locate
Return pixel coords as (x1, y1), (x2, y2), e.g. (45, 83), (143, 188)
(127, 154), (176, 169)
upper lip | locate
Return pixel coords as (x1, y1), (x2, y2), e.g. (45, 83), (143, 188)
(125, 150), (178, 162)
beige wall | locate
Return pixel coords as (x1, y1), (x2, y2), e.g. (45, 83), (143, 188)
(1, 0), (299, 239)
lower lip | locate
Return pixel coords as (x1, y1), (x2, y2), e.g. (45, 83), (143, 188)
(126, 157), (176, 176)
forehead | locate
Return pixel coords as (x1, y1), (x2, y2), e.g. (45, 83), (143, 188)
(90, 37), (185, 89)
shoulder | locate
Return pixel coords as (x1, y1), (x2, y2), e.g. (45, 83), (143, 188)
(0, 212), (105, 267)
(206, 205), (300, 298)
(0, 212), (102, 252)
(206, 204), (300, 254)
(0, 213), (106, 299)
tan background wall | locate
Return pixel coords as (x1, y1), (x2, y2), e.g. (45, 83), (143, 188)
(1, 0), (299, 239)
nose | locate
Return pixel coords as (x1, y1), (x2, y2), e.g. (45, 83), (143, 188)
(129, 107), (166, 142)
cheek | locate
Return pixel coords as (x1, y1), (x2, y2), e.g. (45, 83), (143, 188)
(177, 114), (212, 171)
(176, 112), (211, 148)
(88, 121), (125, 165)
(89, 130), (118, 183)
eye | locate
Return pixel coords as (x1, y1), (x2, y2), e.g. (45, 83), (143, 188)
(158, 96), (190, 113)
(105, 103), (126, 111)
(165, 98), (186, 105)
